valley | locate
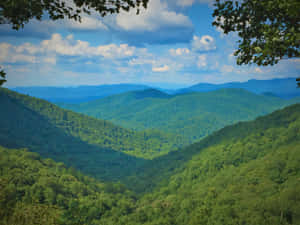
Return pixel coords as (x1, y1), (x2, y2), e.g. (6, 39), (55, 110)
(1, 89), (299, 224)
(58, 88), (300, 143)
(1, 0), (299, 224)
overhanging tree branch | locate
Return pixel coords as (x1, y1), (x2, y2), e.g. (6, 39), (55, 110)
(213, 0), (300, 66)
(0, 0), (149, 30)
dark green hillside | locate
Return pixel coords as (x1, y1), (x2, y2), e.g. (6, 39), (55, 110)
(123, 104), (300, 193)
(0, 88), (186, 180)
(60, 88), (300, 143)
(114, 104), (300, 224)
(0, 146), (137, 225)
(1, 104), (299, 225)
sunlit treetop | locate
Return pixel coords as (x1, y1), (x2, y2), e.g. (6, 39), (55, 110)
(0, 0), (149, 30)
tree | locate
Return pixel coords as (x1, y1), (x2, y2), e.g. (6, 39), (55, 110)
(212, 0), (300, 86)
(0, 0), (148, 30)
(0, 68), (6, 86)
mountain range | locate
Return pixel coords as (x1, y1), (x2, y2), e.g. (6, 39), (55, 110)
(59, 88), (300, 143)
(1, 101), (299, 224)
(177, 77), (299, 98)
(10, 78), (300, 104)
(12, 84), (149, 103)
(0, 88), (188, 182)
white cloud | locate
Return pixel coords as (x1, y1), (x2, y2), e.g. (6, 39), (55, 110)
(176, 0), (195, 7)
(152, 65), (170, 72)
(221, 65), (235, 73)
(255, 67), (263, 73)
(0, 33), (151, 69)
(38, 33), (143, 59)
(169, 48), (190, 56)
(64, 16), (108, 30)
(173, 0), (215, 7)
(197, 55), (207, 68)
(0, 43), (37, 63)
(115, 0), (192, 32)
(191, 35), (216, 52)
(129, 58), (155, 66)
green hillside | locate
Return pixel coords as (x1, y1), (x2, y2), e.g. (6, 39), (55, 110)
(115, 104), (300, 224)
(122, 104), (300, 193)
(0, 88), (187, 180)
(60, 88), (300, 143)
(0, 146), (137, 225)
(1, 104), (299, 225)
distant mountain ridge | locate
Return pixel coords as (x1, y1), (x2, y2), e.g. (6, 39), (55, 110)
(11, 84), (150, 103)
(10, 78), (300, 104)
(177, 78), (300, 98)
(60, 88), (300, 143)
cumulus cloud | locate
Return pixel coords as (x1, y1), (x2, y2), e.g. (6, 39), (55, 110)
(171, 0), (215, 7)
(192, 35), (216, 52)
(21, 33), (143, 59)
(112, 0), (194, 44)
(0, 33), (151, 72)
(0, 43), (37, 63)
(197, 55), (207, 68)
(169, 48), (190, 56)
(176, 0), (196, 7)
(152, 65), (170, 72)
(0, 0), (194, 45)
(116, 0), (192, 32)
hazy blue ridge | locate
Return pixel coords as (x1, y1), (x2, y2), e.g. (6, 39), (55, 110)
(11, 84), (150, 103)
(177, 78), (300, 99)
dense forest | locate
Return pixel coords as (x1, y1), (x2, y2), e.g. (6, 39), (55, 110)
(1, 103), (299, 224)
(0, 88), (189, 182)
(59, 88), (300, 142)
(0, 88), (187, 159)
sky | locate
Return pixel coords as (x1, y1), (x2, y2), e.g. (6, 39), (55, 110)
(0, 0), (299, 88)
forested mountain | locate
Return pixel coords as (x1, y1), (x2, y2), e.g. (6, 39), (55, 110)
(1, 104), (299, 224)
(117, 104), (300, 225)
(177, 78), (300, 98)
(12, 84), (149, 103)
(0, 146), (137, 225)
(0, 88), (186, 180)
(59, 88), (300, 143)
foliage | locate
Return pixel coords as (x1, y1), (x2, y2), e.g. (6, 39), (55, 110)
(0, 88), (189, 184)
(123, 104), (300, 192)
(0, 146), (136, 225)
(1, 104), (299, 224)
(0, 88), (185, 159)
(60, 88), (300, 143)
(213, 0), (300, 66)
(0, 67), (6, 86)
(118, 104), (300, 224)
(0, 0), (148, 30)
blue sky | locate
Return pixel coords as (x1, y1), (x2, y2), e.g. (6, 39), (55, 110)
(0, 0), (299, 88)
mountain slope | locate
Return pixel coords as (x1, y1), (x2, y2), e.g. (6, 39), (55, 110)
(1, 104), (299, 225)
(0, 146), (137, 225)
(123, 103), (300, 193)
(0, 88), (186, 180)
(116, 104), (300, 224)
(60, 88), (300, 143)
